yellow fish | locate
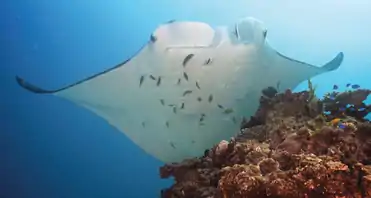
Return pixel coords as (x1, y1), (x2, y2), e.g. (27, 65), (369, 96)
(330, 118), (342, 126)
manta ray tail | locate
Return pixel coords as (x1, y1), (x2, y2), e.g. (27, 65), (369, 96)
(322, 52), (344, 71)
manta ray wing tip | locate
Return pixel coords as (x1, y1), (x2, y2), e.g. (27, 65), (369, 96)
(15, 75), (54, 94)
(322, 52), (344, 71)
(15, 75), (27, 89)
(337, 52), (344, 61)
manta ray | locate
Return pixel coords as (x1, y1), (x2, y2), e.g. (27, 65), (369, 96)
(16, 17), (344, 163)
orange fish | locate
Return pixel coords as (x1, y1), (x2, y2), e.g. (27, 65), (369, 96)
(330, 118), (341, 125)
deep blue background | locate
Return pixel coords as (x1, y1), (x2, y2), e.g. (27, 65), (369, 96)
(2, 1), (371, 198)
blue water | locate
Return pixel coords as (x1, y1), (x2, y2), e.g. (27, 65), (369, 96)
(2, 1), (371, 198)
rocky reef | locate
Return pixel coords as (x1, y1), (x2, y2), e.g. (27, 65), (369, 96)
(159, 84), (371, 198)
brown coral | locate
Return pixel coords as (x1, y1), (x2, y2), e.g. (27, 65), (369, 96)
(160, 88), (371, 198)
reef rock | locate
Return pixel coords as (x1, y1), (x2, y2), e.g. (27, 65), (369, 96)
(159, 86), (371, 198)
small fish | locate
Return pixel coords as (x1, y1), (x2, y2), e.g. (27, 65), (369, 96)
(166, 121), (169, 128)
(339, 107), (346, 111)
(168, 104), (175, 107)
(180, 103), (185, 109)
(346, 104), (352, 108)
(199, 122), (205, 126)
(170, 142), (176, 149)
(232, 116), (237, 124)
(331, 118), (342, 125)
(183, 90), (192, 96)
(217, 104), (224, 109)
(223, 108), (234, 114)
(333, 85), (338, 90)
(197, 97), (202, 102)
(327, 92), (337, 100)
(358, 107), (366, 111)
(141, 122), (146, 128)
(233, 24), (239, 38)
(208, 94), (213, 103)
(183, 72), (189, 81)
(323, 111), (331, 115)
(196, 81), (201, 89)
(156, 76), (162, 86)
(177, 78), (181, 85)
(346, 83), (351, 87)
(262, 86), (278, 98)
(149, 75), (156, 80)
(338, 124), (346, 129)
(150, 34), (157, 42)
(173, 106), (177, 114)
(351, 84), (360, 89)
(349, 107), (355, 111)
(160, 99), (165, 106)
(166, 19), (176, 24)
(191, 140), (195, 144)
(139, 75), (145, 87)
(199, 113), (206, 122)
(204, 58), (212, 65)
(183, 54), (194, 67)
(276, 81), (281, 92)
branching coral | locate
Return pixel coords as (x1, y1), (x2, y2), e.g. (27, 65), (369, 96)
(159, 87), (371, 198)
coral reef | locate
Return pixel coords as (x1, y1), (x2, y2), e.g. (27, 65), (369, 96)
(159, 86), (371, 198)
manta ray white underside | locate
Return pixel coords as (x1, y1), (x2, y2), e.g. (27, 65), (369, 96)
(16, 17), (344, 163)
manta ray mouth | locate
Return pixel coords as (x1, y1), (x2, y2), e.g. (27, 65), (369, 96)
(236, 22), (255, 43)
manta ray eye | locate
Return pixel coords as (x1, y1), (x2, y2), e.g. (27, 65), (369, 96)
(150, 34), (157, 43)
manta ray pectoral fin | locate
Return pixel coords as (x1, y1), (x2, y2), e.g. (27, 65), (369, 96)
(320, 52), (344, 71)
(266, 48), (344, 91)
(275, 51), (344, 73)
(15, 42), (148, 95)
(16, 76), (57, 94)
